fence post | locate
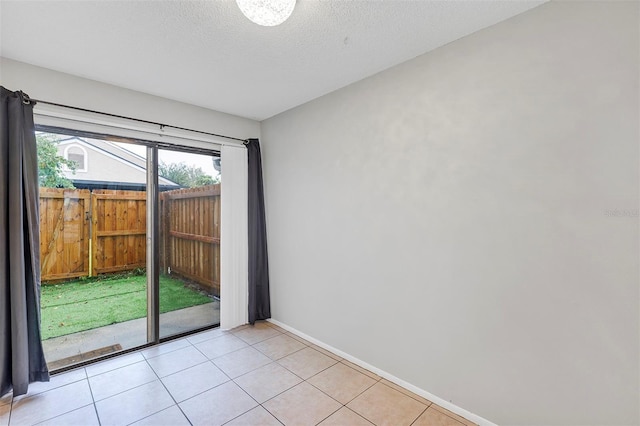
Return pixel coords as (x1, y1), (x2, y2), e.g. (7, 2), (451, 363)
(90, 191), (97, 277)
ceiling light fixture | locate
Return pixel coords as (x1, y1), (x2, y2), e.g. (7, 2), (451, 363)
(236, 0), (296, 27)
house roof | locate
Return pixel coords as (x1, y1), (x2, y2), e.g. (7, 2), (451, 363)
(60, 137), (145, 167)
(58, 137), (181, 188)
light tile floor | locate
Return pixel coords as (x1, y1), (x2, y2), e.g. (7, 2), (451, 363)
(1, 322), (476, 426)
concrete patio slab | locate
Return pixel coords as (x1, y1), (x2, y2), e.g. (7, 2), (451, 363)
(43, 301), (220, 369)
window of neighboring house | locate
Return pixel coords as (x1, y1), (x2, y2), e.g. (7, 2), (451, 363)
(64, 145), (87, 172)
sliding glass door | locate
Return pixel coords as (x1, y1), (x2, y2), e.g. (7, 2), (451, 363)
(36, 129), (221, 370)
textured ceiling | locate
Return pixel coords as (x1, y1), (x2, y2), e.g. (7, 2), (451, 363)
(0, 0), (545, 121)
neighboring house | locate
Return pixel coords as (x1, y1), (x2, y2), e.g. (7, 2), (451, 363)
(57, 137), (180, 191)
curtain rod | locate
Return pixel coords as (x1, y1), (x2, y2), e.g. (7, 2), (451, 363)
(26, 96), (249, 145)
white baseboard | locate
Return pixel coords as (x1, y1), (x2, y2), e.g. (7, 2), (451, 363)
(267, 318), (497, 426)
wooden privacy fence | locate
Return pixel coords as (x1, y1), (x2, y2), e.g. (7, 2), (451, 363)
(39, 185), (221, 295)
(160, 185), (221, 296)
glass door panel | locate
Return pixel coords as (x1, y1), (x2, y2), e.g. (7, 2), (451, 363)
(157, 148), (221, 339)
(37, 132), (148, 370)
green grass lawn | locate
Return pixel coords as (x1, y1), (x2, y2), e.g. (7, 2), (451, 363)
(41, 273), (212, 340)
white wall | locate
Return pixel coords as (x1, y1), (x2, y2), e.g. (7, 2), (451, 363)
(261, 2), (639, 425)
(0, 57), (260, 140)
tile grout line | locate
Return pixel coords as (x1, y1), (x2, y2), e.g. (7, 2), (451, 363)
(250, 334), (310, 360)
(184, 330), (234, 347)
(256, 401), (286, 426)
(232, 360), (301, 405)
(347, 407), (377, 426)
(10, 376), (96, 426)
(310, 404), (343, 426)
(304, 370), (379, 408)
(221, 377), (267, 425)
(172, 363), (233, 406)
(300, 360), (384, 425)
(429, 405), (471, 426)
(85, 354), (148, 378)
(156, 358), (214, 381)
(377, 380), (433, 407)
(140, 337), (198, 361)
(338, 359), (381, 381)
(83, 367), (103, 426)
(192, 337), (254, 360)
(234, 332), (285, 346)
(269, 344), (341, 382)
(210, 348), (274, 381)
(10, 369), (89, 402)
(85, 354), (170, 424)
(408, 405), (430, 426)
(29, 402), (97, 426)
(143, 356), (195, 426)
(252, 344), (307, 362)
(88, 360), (160, 403)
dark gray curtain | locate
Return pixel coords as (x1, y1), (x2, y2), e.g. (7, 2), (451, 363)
(246, 139), (271, 324)
(0, 87), (49, 397)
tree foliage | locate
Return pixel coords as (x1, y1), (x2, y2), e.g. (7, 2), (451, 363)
(37, 134), (76, 188)
(158, 161), (218, 188)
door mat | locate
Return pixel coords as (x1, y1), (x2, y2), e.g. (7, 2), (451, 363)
(47, 343), (123, 371)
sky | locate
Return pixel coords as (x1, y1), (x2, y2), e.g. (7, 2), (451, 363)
(114, 142), (219, 178)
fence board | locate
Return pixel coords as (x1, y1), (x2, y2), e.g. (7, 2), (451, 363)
(39, 188), (90, 281)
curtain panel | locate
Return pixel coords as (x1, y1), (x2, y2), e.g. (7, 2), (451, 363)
(246, 139), (271, 324)
(0, 87), (50, 397)
(220, 144), (249, 330)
